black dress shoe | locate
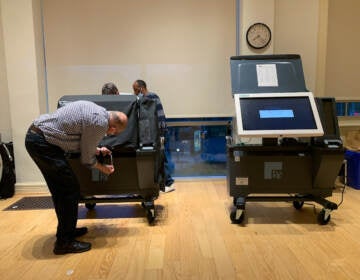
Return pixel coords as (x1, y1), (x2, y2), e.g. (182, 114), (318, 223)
(74, 227), (88, 237)
(53, 240), (91, 255)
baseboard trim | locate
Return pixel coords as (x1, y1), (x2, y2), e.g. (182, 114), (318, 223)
(15, 182), (49, 194)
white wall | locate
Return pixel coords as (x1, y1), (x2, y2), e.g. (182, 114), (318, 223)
(1, 0), (46, 188)
(43, 0), (236, 117)
(240, 0), (275, 55)
(325, 0), (360, 99)
(239, 0), (322, 95)
(0, 3), (12, 142)
(274, 0), (320, 93)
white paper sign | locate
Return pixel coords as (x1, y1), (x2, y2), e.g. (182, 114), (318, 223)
(256, 64), (278, 87)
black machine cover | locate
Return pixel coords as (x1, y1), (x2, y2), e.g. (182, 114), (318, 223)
(57, 94), (165, 186)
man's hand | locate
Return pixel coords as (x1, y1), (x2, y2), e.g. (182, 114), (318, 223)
(93, 162), (115, 175)
(96, 146), (112, 156)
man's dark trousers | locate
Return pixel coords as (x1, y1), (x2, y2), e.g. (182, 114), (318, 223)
(25, 128), (80, 242)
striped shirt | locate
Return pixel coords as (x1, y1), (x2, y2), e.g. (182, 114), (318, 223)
(33, 101), (109, 166)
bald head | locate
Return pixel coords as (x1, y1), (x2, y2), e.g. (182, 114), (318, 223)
(107, 111), (128, 135)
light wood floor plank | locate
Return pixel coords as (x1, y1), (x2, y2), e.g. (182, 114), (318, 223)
(0, 181), (360, 279)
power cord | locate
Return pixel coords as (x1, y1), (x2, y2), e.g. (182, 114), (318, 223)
(337, 181), (346, 208)
(337, 159), (347, 208)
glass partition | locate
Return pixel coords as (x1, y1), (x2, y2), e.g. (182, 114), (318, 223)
(336, 101), (360, 117)
(166, 117), (231, 178)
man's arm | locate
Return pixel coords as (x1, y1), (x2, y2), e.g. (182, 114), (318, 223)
(79, 123), (111, 172)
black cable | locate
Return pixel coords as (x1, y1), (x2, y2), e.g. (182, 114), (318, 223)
(337, 160), (347, 208)
(337, 182), (346, 208)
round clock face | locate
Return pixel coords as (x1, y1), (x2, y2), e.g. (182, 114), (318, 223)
(246, 23), (272, 49)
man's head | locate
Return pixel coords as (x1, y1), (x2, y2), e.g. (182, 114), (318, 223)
(107, 111), (128, 135)
(132, 79), (147, 95)
(102, 82), (119, 95)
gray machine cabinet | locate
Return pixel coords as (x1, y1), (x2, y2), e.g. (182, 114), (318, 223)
(227, 145), (343, 225)
(228, 55), (344, 225)
(58, 94), (162, 224)
(227, 147), (313, 196)
(68, 151), (157, 197)
(227, 146), (343, 197)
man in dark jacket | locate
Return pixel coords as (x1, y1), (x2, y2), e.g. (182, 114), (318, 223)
(132, 80), (175, 193)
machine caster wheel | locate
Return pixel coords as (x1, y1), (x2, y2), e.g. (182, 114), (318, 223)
(230, 208), (244, 224)
(85, 202), (96, 210)
(293, 200), (304, 210)
(317, 208), (331, 225)
(146, 208), (155, 224)
(233, 197), (237, 206)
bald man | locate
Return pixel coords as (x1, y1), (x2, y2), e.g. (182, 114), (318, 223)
(25, 100), (127, 254)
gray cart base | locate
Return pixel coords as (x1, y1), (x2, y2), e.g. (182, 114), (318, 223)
(68, 148), (159, 224)
(227, 145), (344, 225)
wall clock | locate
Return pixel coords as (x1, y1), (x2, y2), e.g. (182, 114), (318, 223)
(246, 22), (272, 49)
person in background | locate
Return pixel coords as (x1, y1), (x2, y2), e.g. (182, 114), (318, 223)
(25, 101), (127, 254)
(102, 82), (119, 95)
(132, 79), (175, 193)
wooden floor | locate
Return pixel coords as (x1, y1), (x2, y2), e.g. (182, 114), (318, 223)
(1, 180), (360, 280)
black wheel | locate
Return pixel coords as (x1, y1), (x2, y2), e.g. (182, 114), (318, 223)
(293, 200), (304, 210)
(0, 142), (15, 198)
(85, 202), (96, 210)
(146, 208), (155, 224)
(317, 209), (331, 225)
(230, 208), (244, 224)
(233, 197), (237, 206)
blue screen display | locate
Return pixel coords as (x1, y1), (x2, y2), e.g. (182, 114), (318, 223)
(259, 109), (294, 119)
